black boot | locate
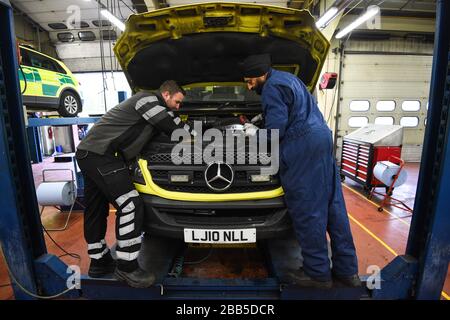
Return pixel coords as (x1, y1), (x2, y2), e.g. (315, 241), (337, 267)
(333, 274), (362, 287)
(88, 252), (116, 278)
(114, 267), (155, 288)
(282, 268), (333, 289)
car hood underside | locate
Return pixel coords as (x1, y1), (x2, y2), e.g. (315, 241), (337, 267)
(114, 2), (330, 92)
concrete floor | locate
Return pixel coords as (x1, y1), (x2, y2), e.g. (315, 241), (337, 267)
(0, 158), (449, 300)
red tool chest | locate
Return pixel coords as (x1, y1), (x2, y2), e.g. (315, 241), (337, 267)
(340, 124), (404, 193)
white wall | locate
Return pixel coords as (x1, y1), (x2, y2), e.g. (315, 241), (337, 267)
(73, 72), (132, 116)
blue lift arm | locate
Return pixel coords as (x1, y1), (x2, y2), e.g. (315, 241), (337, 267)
(0, 0), (46, 299)
(0, 0), (78, 299)
(405, 0), (450, 300)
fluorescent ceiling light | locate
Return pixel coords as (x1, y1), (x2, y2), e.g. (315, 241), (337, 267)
(336, 5), (380, 39)
(100, 9), (125, 31)
(315, 7), (339, 29)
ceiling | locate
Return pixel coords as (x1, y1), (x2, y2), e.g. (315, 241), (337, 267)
(348, 0), (436, 18)
(10, 0), (436, 73)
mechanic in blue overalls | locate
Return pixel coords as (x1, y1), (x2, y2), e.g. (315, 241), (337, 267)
(242, 54), (360, 288)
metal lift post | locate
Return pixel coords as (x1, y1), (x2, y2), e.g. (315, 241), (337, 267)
(0, 0), (78, 299)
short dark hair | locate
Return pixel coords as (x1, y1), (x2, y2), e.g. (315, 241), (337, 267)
(159, 80), (186, 96)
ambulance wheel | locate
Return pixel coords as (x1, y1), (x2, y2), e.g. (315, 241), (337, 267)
(58, 91), (81, 117)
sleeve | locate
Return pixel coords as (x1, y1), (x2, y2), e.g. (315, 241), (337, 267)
(262, 83), (293, 140)
(134, 95), (196, 137)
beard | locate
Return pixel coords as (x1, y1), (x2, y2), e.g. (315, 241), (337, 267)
(252, 79), (265, 95)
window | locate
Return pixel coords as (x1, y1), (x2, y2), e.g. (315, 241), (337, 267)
(349, 100), (370, 112)
(375, 117), (394, 125)
(48, 23), (68, 30)
(400, 117), (419, 127)
(28, 51), (58, 72)
(57, 32), (75, 42)
(100, 30), (117, 40)
(78, 31), (96, 41)
(376, 100), (395, 112)
(19, 48), (31, 67)
(53, 61), (67, 74)
(69, 21), (90, 28)
(92, 20), (112, 27)
(402, 100), (420, 111)
(348, 117), (369, 128)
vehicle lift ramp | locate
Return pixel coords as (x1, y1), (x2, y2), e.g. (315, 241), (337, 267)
(1, 0), (450, 300)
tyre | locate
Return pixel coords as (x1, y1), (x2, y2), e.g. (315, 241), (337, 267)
(58, 91), (81, 117)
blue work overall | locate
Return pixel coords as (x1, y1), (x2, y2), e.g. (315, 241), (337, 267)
(261, 69), (358, 281)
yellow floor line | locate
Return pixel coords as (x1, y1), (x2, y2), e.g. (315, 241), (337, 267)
(348, 212), (398, 256)
(342, 183), (411, 227)
(348, 212), (449, 300)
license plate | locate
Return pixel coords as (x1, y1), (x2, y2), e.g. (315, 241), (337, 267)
(184, 228), (256, 244)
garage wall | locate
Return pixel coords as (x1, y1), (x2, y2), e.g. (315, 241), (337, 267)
(74, 72), (132, 116)
(335, 38), (433, 163)
(13, 13), (58, 58)
(56, 42), (120, 73)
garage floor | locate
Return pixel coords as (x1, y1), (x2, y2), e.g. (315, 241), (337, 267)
(0, 158), (449, 300)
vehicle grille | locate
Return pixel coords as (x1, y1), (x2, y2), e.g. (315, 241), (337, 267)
(147, 152), (272, 165)
(148, 165), (280, 194)
(154, 207), (279, 226)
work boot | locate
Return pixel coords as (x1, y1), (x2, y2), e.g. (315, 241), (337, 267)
(333, 274), (362, 287)
(88, 252), (116, 278)
(282, 268), (333, 289)
(114, 267), (155, 288)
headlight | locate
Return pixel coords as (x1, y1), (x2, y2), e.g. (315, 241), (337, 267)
(250, 174), (271, 182)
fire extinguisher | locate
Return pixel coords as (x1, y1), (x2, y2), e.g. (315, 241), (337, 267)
(47, 127), (53, 140)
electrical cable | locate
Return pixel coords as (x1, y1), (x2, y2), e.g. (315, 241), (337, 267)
(117, 0), (125, 19)
(341, 0), (365, 19)
(19, 64), (27, 94)
(0, 244), (77, 299)
(119, 0), (135, 13)
(42, 226), (81, 261)
(97, 0), (108, 112)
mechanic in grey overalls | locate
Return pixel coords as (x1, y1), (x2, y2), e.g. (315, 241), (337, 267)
(76, 80), (195, 288)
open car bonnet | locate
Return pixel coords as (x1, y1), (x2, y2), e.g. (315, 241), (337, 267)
(114, 2), (330, 92)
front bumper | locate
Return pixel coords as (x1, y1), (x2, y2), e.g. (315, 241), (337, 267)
(141, 194), (291, 240)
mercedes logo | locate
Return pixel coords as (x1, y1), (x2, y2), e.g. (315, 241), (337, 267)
(204, 161), (234, 192)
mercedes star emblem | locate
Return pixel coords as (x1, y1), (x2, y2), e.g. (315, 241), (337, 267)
(204, 161), (234, 192)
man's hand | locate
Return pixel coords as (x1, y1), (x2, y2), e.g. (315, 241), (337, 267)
(244, 123), (258, 136)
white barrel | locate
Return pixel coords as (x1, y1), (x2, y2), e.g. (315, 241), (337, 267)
(36, 181), (76, 206)
(373, 161), (407, 188)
